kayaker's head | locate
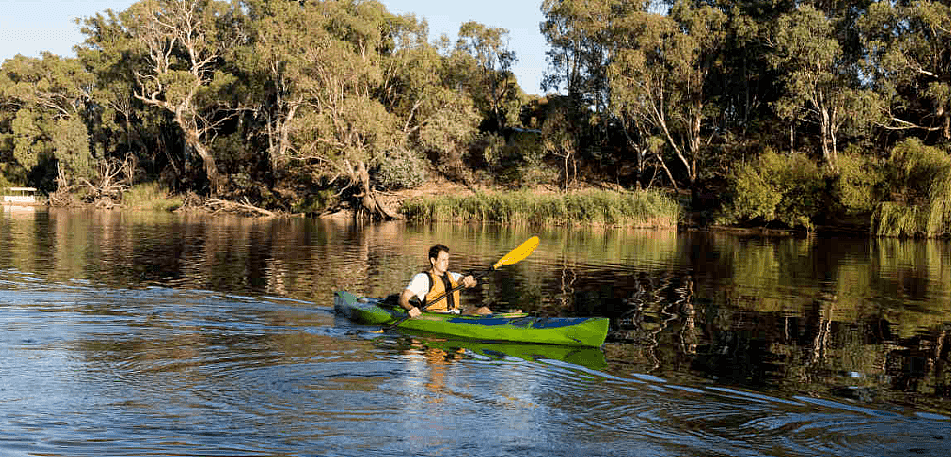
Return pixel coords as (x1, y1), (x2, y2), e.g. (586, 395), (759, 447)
(428, 244), (450, 276)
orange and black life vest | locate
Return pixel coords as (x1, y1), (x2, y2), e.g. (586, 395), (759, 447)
(423, 271), (461, 312)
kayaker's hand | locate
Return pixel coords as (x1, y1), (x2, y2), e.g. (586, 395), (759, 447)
(462, 275), (477, 288)
(408, 307), (421, 318)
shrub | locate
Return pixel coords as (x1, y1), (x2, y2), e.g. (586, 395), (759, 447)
(480, 132), (506, 168)
(508, 130), (558, 186)
(375, 148), (427, 190)
(884, 138), (951, 205)
(473, 130), (558, 187)
(872, 138), (951, 237)
(834, 148), (884, 215)
(292, 189), (336, 215)
(720, 150), (828, 231)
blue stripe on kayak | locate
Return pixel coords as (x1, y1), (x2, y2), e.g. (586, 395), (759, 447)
(444, 316), (594, 329)
(445, 317), (517, 326)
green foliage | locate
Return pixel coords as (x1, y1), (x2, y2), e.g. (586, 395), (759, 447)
(1, 54), (97, 186)
(401, 189), (681, 227)
(858, 0), (951, 140)
(417, 93), (481, 181)
(122, 182), (182, 212)
(606, 0), (728, 187)
(511, 131), (557, 186)
(292, 189), (336, 215)
(52, 117), (94, 180)
(721, 151), (828, 230)
(11, 109), (47, 170)
(872, 139), (951, 237)
(873, 202), (925, 238)
(375, 148), (427, 190)
(0, 171), (13, 190)
(834, 149), (884, 215)
(480, 133), (506, 168)
(474, 130), (556, 187)
(767, 5), (882, 168)
(726, 157), (783, 222)
(455, 21), (521, 129)
(886, 138), (951, 204)
(9, 109), (94, 182)
(0, 0), (946, 228)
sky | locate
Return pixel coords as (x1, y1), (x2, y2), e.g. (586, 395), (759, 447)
(0, 0), (550, 95)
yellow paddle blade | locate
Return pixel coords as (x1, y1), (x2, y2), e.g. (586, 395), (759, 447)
(492, 236), (539, 269)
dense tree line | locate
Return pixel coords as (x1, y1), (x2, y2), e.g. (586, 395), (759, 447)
(0, 0), (949, 234)
(538, 0), (951, 235)
(0, 0), (525, 217)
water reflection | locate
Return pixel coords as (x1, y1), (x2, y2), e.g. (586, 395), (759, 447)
(1, 209), (950, 455)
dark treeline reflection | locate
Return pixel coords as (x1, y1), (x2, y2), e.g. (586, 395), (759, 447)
(549, 233), (951, 416)
(1, 208), (950, 415)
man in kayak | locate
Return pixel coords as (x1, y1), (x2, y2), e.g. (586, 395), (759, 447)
(398, 244), (492, 317)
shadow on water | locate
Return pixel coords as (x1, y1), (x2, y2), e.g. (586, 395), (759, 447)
(0, 209), (950, 455)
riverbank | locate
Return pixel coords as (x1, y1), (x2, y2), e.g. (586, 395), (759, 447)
(46, 179), (882, 236)
(397, 185), (681, 229)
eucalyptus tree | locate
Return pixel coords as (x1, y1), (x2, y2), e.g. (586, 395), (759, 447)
(607, 0), (728, 192)
(77, 9), (165, 178)
(373, 12), (482, 183)
(244, 0), (431, 217)
(243, 0), (324, 172)
(539, 0), (638, 189)
(0, 54), (95, 187)
(540, 0), (614, 109)
(455, 21), (520, 131)
(79, 0), (247, 196)
(859, 0), (951, 142)
(392, 43), (481, 181)
(767, 5), (879, 171)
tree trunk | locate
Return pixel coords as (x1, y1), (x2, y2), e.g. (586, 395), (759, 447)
(355, 160), (400, 220)
(193, 141), (222, 197)
(819, 106), (836, 171)
(944, 112), (950, 141)
(181, 120), (222, 197)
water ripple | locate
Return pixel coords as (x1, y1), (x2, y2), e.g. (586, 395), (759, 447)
(2, 272), (951, 456)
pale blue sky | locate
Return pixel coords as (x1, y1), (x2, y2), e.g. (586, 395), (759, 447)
(0, 0), (549, 94)
(381, 0), (549, 94)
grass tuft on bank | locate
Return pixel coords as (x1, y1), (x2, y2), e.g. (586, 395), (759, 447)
(400, 189), (681, 228)
(123, 182), (183, 212)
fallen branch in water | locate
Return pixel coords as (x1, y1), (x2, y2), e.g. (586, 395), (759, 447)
(203, 197), (277, 218)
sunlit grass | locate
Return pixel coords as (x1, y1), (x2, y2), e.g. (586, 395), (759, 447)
(122, 182), (183, 212)
(400, 189), (681, 228)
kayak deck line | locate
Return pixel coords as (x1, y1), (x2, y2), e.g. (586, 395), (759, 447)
(334, 291), (609, 347)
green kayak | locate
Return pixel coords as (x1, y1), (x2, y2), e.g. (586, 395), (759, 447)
(333, 291), (610, 347)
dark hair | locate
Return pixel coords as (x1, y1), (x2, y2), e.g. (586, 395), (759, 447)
(428, 244), (449, 262)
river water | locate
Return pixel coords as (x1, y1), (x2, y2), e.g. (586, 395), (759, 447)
(0, 207), (949, 456)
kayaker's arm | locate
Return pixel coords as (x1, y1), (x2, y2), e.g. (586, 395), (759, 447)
(398, 288), (422, 318)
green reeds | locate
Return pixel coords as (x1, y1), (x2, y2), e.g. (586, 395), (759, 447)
(400, 189), (681, 228)
(122, 182), (183, 212)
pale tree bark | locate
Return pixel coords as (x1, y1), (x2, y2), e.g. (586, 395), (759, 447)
(130, 0), (234, 196)
(607, 4), (725, 194)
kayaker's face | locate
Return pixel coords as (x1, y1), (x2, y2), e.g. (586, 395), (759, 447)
(431, 251), (450, 276)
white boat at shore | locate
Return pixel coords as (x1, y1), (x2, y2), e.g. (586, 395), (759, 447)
(1, 187), (44, 207)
